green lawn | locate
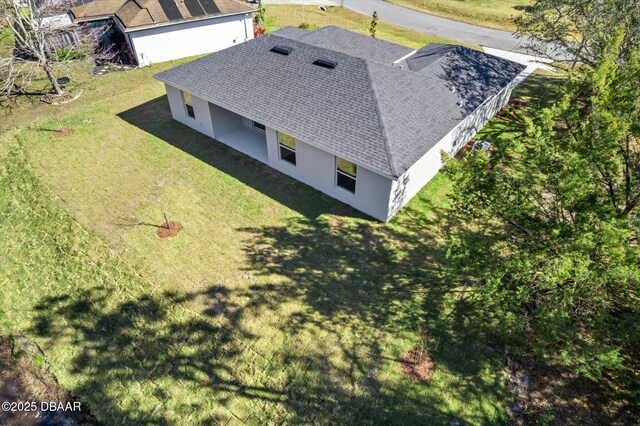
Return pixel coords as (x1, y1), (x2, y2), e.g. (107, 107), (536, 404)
(475, 70), (564, 143)
(0, 7), (561, 424)
(1, 26), (14, 56)
(0, 6), (472, 135)
(384, 0), (530, 32)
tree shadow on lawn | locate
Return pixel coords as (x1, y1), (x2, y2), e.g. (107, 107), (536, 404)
(29, 191), (509, 424)
(117, 95), (364, 221)
(473, 73), (565, 145)
(30, 287), (287, 424)
(52, 73), (591, 423)
(237, 198), (508, 368)
(235, 216), (510, 422)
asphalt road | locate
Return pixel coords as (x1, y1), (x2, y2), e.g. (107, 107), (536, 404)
(343, 0), (533, 52)
(262, 0), (539, 54)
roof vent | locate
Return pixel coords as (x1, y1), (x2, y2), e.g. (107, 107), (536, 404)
(457, 100), (465, 107)
(449, 85), (456, 93)
(313, 57), (337, 69)
(270, 45), (293, 55)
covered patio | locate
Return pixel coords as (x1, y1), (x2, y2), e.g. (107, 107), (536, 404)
(209, 103), (268, 164)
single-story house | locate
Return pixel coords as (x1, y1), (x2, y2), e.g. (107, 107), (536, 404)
(155, 26), (527, 222)
(69, 0), (255, 66)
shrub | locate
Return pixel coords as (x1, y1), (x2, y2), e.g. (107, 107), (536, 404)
(51, 48), (86, 61)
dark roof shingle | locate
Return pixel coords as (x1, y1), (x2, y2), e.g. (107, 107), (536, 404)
(155, 28), (526, 177)
(71, 0), (254, 29)
(157, 34), (393, 174)
(280, 26), (414, 64)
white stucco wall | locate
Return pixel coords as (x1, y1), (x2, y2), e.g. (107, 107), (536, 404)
(263, 128), (394, 221)
(165, 84), (214, 136)
(129, 13), (253, 66)
(163, 84), (394, 221)
(163, 80), (517, 222)
(387, 85), (515, 219)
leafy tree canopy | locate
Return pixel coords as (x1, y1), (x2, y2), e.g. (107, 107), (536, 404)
(516, 0), (640, 66)
(444, 33), (640, 379)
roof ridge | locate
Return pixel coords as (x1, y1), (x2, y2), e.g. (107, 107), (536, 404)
(363, 59), (398, 178)
(265, 35), (396, 176)
(268, 33), (361, 61)
(307, 25), (412, 49)
(267, 33), (400, 70)
(129, 0), (154, 24)
(277, 27), (413, 66)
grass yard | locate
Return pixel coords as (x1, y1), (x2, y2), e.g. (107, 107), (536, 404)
(1, 76), (510, 425)
(0, 6), (563, 424)
(0, 6), (471, 135)
(384, 0), (530, 32)
(1, 26), (14, 56)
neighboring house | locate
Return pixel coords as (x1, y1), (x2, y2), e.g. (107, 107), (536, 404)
(23, 14), (82, 55)
(69, 0), (255, 66)
(155, 26), (527, 222)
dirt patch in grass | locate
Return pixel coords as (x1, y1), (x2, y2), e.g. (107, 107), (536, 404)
(156, 220), (183, 238)
(0, 335), (101, 426)
(53, 128), (74, 138)
(506, 355), (638, 425)
(497, 98), (526, 121)
(400, 349), (436, 381)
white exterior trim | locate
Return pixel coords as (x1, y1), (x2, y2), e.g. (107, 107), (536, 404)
(392, 49), (417, 64)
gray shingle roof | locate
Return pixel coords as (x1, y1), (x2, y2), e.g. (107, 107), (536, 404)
(279, 26), (415, 64)
(379, 44), (526, 172)
(155, 28), (525, 177)
(268, 25), (308, 39)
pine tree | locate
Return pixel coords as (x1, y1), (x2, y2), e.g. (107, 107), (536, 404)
(444, 33), (640, 379)
(369, 11), (378, 38)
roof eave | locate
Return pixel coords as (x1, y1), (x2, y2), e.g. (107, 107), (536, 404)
(153, 75), (398, 179)
(71, 13), (116, 22)
(121, 9), (255, 32)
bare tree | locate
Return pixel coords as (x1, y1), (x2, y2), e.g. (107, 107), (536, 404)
(0, 0), (107, 98)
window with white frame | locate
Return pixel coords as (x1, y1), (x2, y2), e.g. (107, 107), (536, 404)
(278, 132), (296, 165)
(336, 157), (357, 193)
(182, 91), (195, 119)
